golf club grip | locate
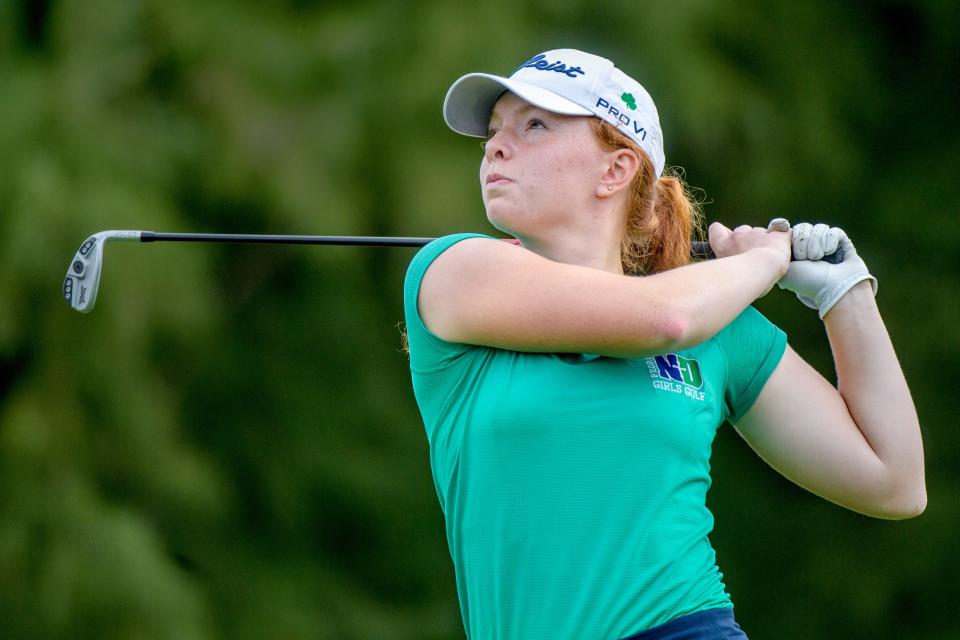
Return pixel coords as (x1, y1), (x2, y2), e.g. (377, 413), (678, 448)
(691, 240), (842, 264)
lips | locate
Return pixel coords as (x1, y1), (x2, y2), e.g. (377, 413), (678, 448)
(485, 172), (511, 186)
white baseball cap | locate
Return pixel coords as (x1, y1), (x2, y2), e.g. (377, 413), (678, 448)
(443, 48), (666, 177)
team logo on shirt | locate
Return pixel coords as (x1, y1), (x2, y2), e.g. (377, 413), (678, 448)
(644, 354), (705, 401)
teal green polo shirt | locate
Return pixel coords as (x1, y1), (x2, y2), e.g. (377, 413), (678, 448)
(404, 233), (787, 639)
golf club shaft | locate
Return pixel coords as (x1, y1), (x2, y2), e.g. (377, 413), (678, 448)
(139, 232), (719, 258)
(140, 232), (436, 248)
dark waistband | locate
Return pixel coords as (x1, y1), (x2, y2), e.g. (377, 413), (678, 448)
(619, 607), (747, 640)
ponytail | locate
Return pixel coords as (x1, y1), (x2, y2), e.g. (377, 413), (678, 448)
(588, 119), (703, 276)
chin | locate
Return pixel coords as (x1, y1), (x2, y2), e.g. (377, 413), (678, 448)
(485, 202), (564, 240)
(483, 202), (520, 235)
(486, 215), (531, 240)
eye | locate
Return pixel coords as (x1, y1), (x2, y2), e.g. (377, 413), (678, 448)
(528, 118), (546, 129)
(486, 128), (499, 139)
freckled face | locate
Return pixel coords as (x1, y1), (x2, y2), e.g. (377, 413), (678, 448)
(480, 92), (608, 236)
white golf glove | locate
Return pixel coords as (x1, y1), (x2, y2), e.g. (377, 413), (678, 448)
(777, 221), (877, 319)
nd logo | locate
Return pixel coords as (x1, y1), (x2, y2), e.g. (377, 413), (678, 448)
(653, 354), (703, 389)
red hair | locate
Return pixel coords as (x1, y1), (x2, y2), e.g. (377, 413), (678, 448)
(588, 118), (704, 275)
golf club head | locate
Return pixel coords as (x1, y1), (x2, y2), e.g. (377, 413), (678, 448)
(64, 230), (141, 313)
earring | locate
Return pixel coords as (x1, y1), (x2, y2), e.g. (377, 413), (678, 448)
(607, 185), (614, 191)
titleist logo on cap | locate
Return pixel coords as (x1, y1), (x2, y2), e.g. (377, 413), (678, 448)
(512, 54), (586, 78)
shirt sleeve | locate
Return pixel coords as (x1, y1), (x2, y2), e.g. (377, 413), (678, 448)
(402, 232), (495, 372)
(714, 306), (788, 424)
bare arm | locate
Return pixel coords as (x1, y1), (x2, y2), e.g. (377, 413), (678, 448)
(418, 224), (789, 358)
(734, 281), (926, 520)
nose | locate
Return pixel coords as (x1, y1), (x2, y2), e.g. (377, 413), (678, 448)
(483, 128), (512, 163)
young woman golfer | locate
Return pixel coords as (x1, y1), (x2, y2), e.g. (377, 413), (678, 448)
(403, 49), (925, 640)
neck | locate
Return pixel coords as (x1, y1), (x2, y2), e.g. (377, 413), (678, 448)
(513, 210), (625, 275)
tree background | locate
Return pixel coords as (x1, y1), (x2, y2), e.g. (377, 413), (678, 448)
(1, 0), (957, 638)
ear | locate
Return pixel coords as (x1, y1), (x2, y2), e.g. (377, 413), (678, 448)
(597, 148), (640, 198)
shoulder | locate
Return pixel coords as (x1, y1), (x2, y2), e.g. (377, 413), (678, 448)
(405, 231), (505, 277)
(419, 235), (527, 289)
(414, 234), (535, 345)
(404, 233), (499, 299)
(406, 232), (498, 274)
(403, 233), (503, 368)
(404, 233), (519, 312)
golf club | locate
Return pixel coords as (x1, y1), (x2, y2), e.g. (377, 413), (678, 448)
(63, 231), (840, 313)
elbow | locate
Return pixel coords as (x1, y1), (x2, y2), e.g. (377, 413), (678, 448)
(652, 309), (691, 351)
(891, 490), (927, 520)
(876, 484), (927, 521)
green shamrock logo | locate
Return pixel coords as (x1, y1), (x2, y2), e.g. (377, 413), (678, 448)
(621, 92), (637, 110)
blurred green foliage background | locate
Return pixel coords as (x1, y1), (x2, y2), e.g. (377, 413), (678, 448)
(1, 0), (957, 638)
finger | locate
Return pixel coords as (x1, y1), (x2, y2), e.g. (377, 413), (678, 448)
(708, 222), (731, 250)
(734, 224), (752, 232)
(792, 222), (813, 260)
(807, 223), (830, 260)
(834, 228), (855, 258)
(823, 227), (842, 258)
(767, 217), (790, 232)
